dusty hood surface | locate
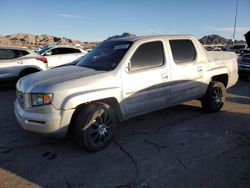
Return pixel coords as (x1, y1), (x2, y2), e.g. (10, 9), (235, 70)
(17, 66), (105, 92)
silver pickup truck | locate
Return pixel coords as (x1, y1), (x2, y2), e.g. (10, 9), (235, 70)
(15, 35), (238, 151)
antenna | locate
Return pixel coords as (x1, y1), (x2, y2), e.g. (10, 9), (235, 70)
(232, 0), (239, 46)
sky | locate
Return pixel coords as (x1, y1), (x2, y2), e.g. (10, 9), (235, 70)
(0, 0), (249, 42)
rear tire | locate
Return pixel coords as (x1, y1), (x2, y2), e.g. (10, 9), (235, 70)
(74, 102), (118, 152)
(201, 81), (226, 112)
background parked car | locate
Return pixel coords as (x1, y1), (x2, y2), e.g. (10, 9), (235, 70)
(229, 44), (247, 54)
(238, 53), (250, 80)
(0, 46), (47, 82)
(239, 48), (250, 56)
(36, 45), (87, 68)
(53, 55), (86, 68)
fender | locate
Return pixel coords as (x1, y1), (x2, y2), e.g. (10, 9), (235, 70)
(60, 87), (120, 108)
(57, 86), (126, 119)
(206, 66), (229, 82)
(19, 65), (44, 73)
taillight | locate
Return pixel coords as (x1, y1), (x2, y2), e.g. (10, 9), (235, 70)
(36, 57), (48, 64)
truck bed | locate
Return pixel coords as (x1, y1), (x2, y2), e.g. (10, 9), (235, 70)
(206, 51), (237, 62)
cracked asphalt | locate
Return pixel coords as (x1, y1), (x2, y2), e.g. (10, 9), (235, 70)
(0, 80), (250, 188)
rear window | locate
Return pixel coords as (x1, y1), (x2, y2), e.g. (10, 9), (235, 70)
(50, 48), (81, 55)
(0, 49), (17, 59)
(57, 48), (81, 54)
(170, 40), (196, 63)
(70, 48), (82, 53)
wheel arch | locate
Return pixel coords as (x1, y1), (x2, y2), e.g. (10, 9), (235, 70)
(18, 67), (41, 78)
(67, 97), (122, 137)
(211, 74), (228, 88)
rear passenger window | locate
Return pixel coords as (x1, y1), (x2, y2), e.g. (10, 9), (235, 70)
(0, 49), (17, 60)
(54, 48), (81, 55)
(71, 48), (81, 53)
(19, 50), (29, 57)
(130, 41), (164, 71)
(50, 48), (59, 55)
(170, 40), (196, 63)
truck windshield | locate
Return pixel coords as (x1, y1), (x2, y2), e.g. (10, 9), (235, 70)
(77, 41), (132, 71)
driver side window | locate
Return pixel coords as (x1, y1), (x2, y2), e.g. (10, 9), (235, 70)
(130, 41), (164, 72)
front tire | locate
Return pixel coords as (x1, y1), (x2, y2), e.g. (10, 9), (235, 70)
(74, 103), (118, 152)
(201, 81), (226, 112)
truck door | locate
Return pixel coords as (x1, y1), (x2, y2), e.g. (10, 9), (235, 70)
(121, 41), (171, 118)
(168, 39), (206, 105)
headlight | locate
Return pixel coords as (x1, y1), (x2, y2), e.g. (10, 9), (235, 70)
(31, 93), (53, 106)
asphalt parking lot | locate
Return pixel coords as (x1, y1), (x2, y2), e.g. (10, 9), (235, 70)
(0, 80), (250, 188)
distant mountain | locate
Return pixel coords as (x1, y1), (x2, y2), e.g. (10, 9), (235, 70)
(0, 33), (98, 49)
(0, 33), (246, 49)
(199, 35), (246, 45)
(105, 32), (136, 40)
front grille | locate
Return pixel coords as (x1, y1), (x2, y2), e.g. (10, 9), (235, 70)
(16, 90), (24, 107)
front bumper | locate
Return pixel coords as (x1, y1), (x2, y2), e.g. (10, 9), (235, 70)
(15, 100), (74, 137)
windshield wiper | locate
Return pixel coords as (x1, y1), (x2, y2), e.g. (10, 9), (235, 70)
(77, 65), (98, 70)
(77, 64), (112, 71)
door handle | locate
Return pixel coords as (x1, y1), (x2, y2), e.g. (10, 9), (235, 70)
(162, 73), (168, 79)
(17, 61), (23, 64)
(197, 66), (202, 72)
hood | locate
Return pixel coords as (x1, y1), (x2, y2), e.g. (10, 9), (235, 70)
(18, 66), (105, 92)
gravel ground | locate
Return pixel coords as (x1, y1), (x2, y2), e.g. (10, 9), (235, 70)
(0, 80), (250, 188)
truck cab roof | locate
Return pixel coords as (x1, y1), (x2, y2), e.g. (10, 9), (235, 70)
(106, 34), (196, 42)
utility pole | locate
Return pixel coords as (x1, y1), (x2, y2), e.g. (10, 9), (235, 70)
(232, 0), (239, 46)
